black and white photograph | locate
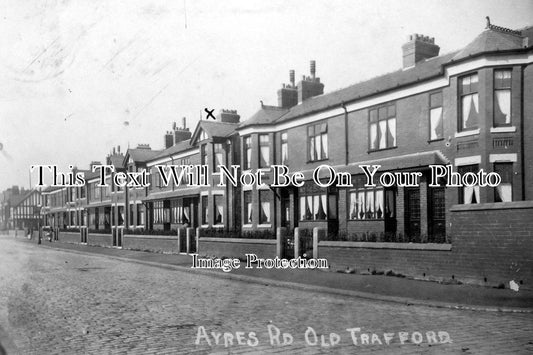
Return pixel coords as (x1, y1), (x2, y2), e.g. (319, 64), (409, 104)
(1, 0), (532, 353)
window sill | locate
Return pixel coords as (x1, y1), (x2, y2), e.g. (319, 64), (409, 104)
(242, 224), (253, 228)
(212, 224), (224, 228)
(257, 224), (272, 228)
(490, 126), (516, 133)
(427, 138), (444, 143)
(455, 129), (480, 138)
(348, 218), (385, 222)
(299, 219), (327, 222)
(367, 146), (398, 153)
(307, 158), (329, 163)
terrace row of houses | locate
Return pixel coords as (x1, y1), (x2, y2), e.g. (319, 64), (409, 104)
(15, 21), (533, 250)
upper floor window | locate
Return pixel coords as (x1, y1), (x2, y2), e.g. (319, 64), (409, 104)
(308, 123), (328, 161)
(369, 104), (396, 150)
(243, 136), (252, 170)
(200, 144), (207, 165)
(429, 92), (443, 140)
(459, 73), (479, 131)
(259, 134), (270, 168)
(494, 70), (512, 127)
(494, 163), (513, 202)
(281, 132), (288, 165)
(214, 143), (224, 167)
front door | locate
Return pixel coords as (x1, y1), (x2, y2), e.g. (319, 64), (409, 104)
(404, 187), (420, 240)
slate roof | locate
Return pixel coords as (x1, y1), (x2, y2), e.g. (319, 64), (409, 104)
(198, 121), (239, 138)
(238, 23), (532, 127)
(238, 105), (289, 128)
(127, 148), (162, 163)
(452, 28), (525, 61)
(152, 140), (195, 160)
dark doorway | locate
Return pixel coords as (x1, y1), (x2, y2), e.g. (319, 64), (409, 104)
(428, 186), (446, 242)
(404, 187), (421, 240)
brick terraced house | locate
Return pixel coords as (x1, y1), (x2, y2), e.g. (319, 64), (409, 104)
(34, 20), (533, 287)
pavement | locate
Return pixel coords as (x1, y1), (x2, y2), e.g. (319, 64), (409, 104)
(16, 236), (533, 312)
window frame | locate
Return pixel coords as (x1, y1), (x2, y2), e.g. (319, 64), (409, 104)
(428, 91), (444, 142)
(493, 69), (512, 127)
(493, 162), (513, 202)
(458, 73), (479, 132)
(243, 136), (252, 170)
(307, 122), (328, 162)
(368, 103), (397, 151)
(258, 134), (271, 168)
(280, 132), (288, 165)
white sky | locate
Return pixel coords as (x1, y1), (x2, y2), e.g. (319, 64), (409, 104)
(0, 0), (532, 191)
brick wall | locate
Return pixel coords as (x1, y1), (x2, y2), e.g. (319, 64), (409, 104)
(199, 238), (277, 259)
(123, 234), (180, 254)
(88, 233), (113, 247)
(59, 231), (80, 244)
(320, 201), (533, 289)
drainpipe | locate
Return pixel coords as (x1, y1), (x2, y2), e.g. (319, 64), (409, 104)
(341, 101), (349, 166)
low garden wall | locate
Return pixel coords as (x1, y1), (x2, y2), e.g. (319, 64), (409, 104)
(59, 231), (80, 244)
(199, 237), (277, 259)
(123, 234), (180, 254)
(88, 233), (113, 247)
(320, 201), (533, 289)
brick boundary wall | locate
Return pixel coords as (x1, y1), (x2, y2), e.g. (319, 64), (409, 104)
(59, 232), (80, 244)
(87, 233), (113, 247)
(123, 235), (180, 254)
(199, 238), (277, 260)
(319, 201), (533, 289)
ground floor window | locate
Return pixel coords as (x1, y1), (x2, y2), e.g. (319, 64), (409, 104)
(458, 164), (480, 204)
(153, 201), (164, 224)
(259, 190), (272, 224)
(349, 188), (385, 220)
(494, 163), (513, 202)
(214, 195), (224, 225)
(201, 196), (209, 225)
(299, 184), (327, 221)
(137, 204), (145, 226)
(244, 191), (252, 224)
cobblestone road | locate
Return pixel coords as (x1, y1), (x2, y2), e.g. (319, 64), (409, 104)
(0, 236), (532, 354)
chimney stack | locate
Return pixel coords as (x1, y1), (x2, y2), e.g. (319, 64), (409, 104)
(289, 70), (295, 87)
(173, 119), (192, 144)
(402, 34), (440, 68)
(218, 109), (240, 123)
(278, 70), (298, 109)
(297, 60), (324, 103)
(164, 131), (174, 149)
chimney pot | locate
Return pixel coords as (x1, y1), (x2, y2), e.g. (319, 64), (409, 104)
(182, 117), (186, 129)
(310, 60), (316, 79)
(289, 70), (295, 86)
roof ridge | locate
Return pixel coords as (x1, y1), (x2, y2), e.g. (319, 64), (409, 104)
(487, 23), (522, 37)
